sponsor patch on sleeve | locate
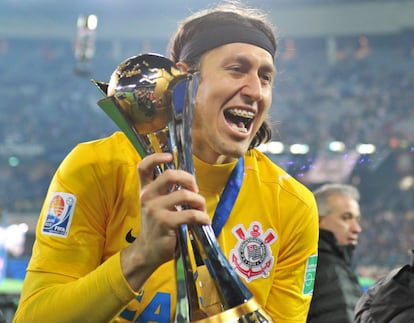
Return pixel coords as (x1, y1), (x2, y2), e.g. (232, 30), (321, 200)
(41, 192), (76, 238)
(302, 254), (317, 295)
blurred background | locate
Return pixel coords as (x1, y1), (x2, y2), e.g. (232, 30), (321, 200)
(0, 0), (413, 320)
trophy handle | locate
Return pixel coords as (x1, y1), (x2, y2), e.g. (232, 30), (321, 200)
(96, 96), (149, 158)
(92, 80), (108, 97)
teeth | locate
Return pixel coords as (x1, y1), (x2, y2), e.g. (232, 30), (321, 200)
(230, 123), (248, 133)
(224, 108), (255, 133)
(227, 108), (255, 119)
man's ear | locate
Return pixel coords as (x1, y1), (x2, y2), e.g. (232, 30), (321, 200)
(176, 61), (189, 72)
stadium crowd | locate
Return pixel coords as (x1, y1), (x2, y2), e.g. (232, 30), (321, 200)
(0, 33), (413, 280)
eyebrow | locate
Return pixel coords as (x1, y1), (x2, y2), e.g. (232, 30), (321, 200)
(342, 212), (361, 219)
(232, 54), (276, 75)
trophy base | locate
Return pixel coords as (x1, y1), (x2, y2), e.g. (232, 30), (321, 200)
(193, 298), (272, 323)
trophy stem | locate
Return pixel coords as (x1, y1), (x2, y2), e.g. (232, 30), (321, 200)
(189, 225), (253, 309)
(175, 225), (208, 322)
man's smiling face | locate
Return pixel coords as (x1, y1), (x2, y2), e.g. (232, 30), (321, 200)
(191, 42), (275, 164)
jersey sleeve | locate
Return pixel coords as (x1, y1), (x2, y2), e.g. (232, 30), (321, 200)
(14, 142), (138, 322)
(14, 253), (137, 322)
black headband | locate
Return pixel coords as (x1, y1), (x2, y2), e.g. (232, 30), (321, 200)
(179, 24), (276, 61)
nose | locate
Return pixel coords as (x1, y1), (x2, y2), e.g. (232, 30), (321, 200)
(351, 218), (362, 234)
(240, 73), (263, 103)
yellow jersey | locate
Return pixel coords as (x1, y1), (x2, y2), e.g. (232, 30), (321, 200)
(14, 131), (318, 323)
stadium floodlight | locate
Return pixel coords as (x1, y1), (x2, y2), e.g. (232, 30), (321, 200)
(257, 143), (268, 153)
(356, 143), (376, 154)
(74, 14), (99, 75)
(289, 143), (309, 155)
(86, 15), (98, 30)
(399, 176), (414, 191)
(328, 141), (346, 152)
(267, 141), (285, 154)
(257, 141), (285, 154)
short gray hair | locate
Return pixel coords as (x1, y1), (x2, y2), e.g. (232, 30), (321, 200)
(313, 183), (360, 217)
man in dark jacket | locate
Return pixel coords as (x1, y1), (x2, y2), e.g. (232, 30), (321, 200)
(307, 183), (363, 323)
(354, 249), (414, 323)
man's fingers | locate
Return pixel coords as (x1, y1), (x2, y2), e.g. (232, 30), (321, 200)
(138, 153), (173, 187)
(141, 186), (210, 229)
(154, 188), (206, 212)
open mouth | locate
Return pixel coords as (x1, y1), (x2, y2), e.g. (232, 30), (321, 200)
(224, 108), (255, 133)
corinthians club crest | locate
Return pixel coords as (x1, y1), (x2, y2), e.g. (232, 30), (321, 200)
(230, 222), (277, 282)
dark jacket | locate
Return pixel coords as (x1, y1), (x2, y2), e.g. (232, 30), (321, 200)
(307, 229), (362, 323)
(354, 251), (414, 323)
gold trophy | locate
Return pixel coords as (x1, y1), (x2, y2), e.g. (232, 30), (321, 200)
(92, 53), (272, 323)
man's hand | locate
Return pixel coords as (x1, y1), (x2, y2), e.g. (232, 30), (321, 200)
(120, 153), (210, 291)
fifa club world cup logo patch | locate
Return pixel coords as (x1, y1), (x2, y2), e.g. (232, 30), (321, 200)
(42, 192), (76, 238)
(230, 222), (277, 282)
